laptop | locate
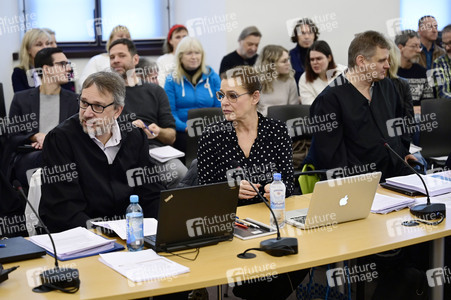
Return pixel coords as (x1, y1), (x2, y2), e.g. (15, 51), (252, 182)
(0, 237), (46, 263)
(144, 182), (239, 252)
(286, 172), (381, 229)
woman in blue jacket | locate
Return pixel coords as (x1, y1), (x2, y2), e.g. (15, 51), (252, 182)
(164, 37), (221, 152)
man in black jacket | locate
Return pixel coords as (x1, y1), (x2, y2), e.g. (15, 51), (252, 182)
(39, 71), (163, 233)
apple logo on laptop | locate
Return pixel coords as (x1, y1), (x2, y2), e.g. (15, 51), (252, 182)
(339, 195), (348, 206)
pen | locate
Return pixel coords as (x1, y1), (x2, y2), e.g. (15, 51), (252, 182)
(234, 222), (248, 229)
(236, 217), (260, 228)
(0, 244), (6, 248)
(143, 123), (157, 136)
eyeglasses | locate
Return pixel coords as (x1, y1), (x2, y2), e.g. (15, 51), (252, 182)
(53, 61), (72, 68)
(79, 98), (115, 113)
(405, 44), (423, 51)
(216, 91), (251, 103)
(442, 41), (451, 48)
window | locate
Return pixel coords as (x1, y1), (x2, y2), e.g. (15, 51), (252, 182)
(23, 0), (169, 57)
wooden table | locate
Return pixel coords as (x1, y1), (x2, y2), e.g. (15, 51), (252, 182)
(2, 190), (450, 299)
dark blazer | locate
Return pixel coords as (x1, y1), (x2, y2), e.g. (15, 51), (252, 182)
(12, 67), (75, 93)
(1, 87), (78, 176)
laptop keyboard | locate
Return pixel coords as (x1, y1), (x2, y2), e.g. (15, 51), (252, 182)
(145, 235), (156, 243)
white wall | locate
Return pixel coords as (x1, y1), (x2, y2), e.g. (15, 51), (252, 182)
(0, 0), (410, 113)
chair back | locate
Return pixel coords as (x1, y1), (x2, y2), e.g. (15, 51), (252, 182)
(185, 107), (224, 167)
(420, 99), (451, 158)
(267, 104), (312, 139)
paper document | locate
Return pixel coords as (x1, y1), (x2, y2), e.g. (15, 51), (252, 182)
(371, 193), (416, 214)
(149, 145), (185, 163)
(385, 171), (451, 197)
(92, 218), (158, 240)
(29, 227), (117, 260)
(409, 144), (422, 154)
(99, 249), (190, 282)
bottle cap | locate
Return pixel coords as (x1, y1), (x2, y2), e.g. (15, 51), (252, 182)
(130, 195), (139, 203)
(273, 173), (281, 181)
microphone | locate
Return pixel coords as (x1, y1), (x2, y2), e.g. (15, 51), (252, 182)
(230, 161), (298, 257)
(13, 180), (80, 293)
(383, 143), (446, 221)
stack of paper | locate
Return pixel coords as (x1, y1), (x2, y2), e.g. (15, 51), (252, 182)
(99, 249), (190, 282)
(385, 170), (451, 196)
(149, 145), (185, 163)
(92, 218), (158, 240)
(371, 193), (416, 214)
(29, 227), (121, 260)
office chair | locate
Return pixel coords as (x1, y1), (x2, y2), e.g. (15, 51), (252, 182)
(419, 99), (451, 164)
(185, 107), (223, 168)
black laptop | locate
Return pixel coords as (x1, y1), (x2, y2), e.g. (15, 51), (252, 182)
(144, 182), (239, 252)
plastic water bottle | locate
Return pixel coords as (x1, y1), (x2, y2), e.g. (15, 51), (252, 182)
(270, 173), (285, 228)
(126, 195), (144, 251)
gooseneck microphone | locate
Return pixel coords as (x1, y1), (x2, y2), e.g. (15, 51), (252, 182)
(230, 161), (298, 258)
(383, 143), (446, 221)
(13, 180), (80, 293)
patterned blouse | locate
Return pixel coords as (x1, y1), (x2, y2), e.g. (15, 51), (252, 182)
(197, 113), (294, 205)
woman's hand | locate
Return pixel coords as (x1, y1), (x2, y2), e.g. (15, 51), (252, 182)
(238, 180), (261, 199)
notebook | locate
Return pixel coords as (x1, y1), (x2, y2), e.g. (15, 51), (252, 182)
(144, 182), (239, 252)
(286, 172), (382, 229)
(0, 236), (46, 263)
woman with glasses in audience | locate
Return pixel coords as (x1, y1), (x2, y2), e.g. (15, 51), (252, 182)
(12, 28), (51, 92)
(197, 66), (307, 299)
(254, 45), (299, 116)
(289, 18), (319, 85)
(157, 24), (188, 87)
(298, 40), (346, 105)
(197, 65), (293, 206)
(78, 25), (131, 90)
(164, 36), (221, 152)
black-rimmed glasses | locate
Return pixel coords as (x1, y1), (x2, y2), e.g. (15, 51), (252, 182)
(53, 61), (72, 68)
(79, 98), (115, 113)
(216, 91), (251, 103)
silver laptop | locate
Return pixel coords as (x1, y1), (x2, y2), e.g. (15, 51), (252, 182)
(286, 172), (381, 229)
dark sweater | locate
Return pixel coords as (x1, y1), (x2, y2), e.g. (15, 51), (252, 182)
(219, 51), (258, 75)
(122, 83), (176, 147)
(39, 114), (163, 232)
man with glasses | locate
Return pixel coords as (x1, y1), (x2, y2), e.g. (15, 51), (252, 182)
(431, 24), (451, 99)
(6, 47), (78, 187)
(418, 15), (445, 70)
(39, 71), (163, 233)
(395, 30), (434, 114)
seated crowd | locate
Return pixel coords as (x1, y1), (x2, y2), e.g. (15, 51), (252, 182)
(1, 13), (450, 300)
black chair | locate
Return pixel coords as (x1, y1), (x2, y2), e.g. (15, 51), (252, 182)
(267, 104), (312, 139)
(419, 99), (451, 165)
(0, 83), (7, 170)
(185, 107), (223, 168)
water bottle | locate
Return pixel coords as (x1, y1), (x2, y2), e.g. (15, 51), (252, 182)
(270, 173), (285, 228)
(126, 195), (144, 251)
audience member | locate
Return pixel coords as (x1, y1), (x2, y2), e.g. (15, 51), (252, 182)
(164, 37), (221, 153)
(395, 30), (434, 114)
(219, 26), (261, 75)
(39, 71), (162, 233)
(311, 30), (415, 180)
(289, 18), (319, 84)
(136, 58), (159, 85)
(431, 24), (451, 99)
(156, 24), (188, 87)
(418, 15), (445, 69)
(7, 47), (78, 187)
(298, 40), (346, 105)
(42, 27), (75, 92)
(42, 28), (57, 47)
(11, 28), (51, 92)
(109, 38), (186, 188)
(78, 25), (131, 90)
(254, 45), (298, 116)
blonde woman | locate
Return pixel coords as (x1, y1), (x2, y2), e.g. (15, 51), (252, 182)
(78, 25), (131, 89)
(12, 28), (51, 92)
(164, 37), (220, 151)
(254, 45), (299, 116)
